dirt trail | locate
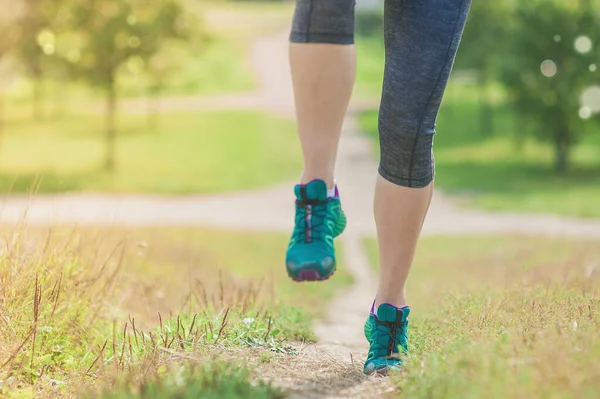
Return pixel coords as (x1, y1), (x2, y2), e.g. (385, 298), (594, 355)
(2, 31), (600, 398)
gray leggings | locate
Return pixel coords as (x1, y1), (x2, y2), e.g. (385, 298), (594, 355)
(291, 0), (471, 188)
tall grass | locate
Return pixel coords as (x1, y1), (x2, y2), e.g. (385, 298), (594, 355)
(366, 235), (600, 399)
(0, 226), (325, 397)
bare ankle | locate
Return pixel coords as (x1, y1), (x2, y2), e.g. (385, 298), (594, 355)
(375, 294), (407, 309)
(300, 172), (335, 188)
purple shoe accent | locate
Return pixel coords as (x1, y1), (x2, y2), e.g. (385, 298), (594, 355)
(370, 301), (410, 317)
(380, 302), (410, 310)
(291, 267), (336, 282)
(297, 269), (320, 281)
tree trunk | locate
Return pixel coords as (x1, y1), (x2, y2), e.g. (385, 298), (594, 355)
(513, 110), (526, 153)
(105, 80), (117, 171)
(0, 91), (4, 151)
(554, 131), (569, 173)
(478, 72), (493, 136)
(147, 85), (161, 131)
(54, 75), (66, 119)
(32, 70), (44, 121)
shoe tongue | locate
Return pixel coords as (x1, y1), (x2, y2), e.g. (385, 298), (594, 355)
(294, 180), (328, 202)
(376, 304), (410, 323)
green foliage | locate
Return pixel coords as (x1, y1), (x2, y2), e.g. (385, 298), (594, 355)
(13, 0), (70, 119)
(455, 0), (513, 72)
(0, 1), (23, 60)
(56, 0), (191, 88)
(498, 1), (600, 171)
(355, 8), (383, 38)
(51, 0), (192, 169)
(358, 82), (600, 218)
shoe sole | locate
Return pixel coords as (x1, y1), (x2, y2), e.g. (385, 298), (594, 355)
(289, 263), (336, 282)
(364, 365), (399, 376)
(288, 208), (345, 283)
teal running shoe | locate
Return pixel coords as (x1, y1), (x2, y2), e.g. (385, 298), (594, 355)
(286, 179), (346, 282)
(364, 303), (410, 375)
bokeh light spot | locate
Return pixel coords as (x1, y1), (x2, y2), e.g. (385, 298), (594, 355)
(43, 44), (55, 55)
(553, 35), (561, 42)
(37, 29), (55, 47)
(579, 107), (591, 120)
(67, 49), (81, 64)
(540, 60), (557, 77)
(128, 36), (141, 48)
(590, 64), (597, 72)
(581, 86), (600, 113)
(574, 35), (593, 54)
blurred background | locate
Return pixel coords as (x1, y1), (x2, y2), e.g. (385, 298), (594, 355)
(0, 0), (598, 218)
(1, 1), (600, 397)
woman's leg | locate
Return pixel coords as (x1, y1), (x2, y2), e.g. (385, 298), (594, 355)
(375, 0), (471, 307)
(364, 0), (471, 374)
(289, 0), (356, 187)
(285, 0), (356, 282)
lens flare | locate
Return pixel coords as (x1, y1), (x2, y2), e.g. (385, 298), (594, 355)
(579, 107), (592, 120)
(540, 60), (557, 77)
(574, 36), (593, 54)
(581, 86), (600, 113)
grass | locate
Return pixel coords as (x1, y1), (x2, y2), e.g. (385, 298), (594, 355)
(356, 32), (600, 217)
(0, 110), (301, 194)
(90, 362), (285, 399)
(365, 235), (600, 398)
(0, 226), (351, 398)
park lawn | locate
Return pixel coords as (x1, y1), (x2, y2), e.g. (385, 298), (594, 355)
(365, 235), (600, 399)
(356, 31), (600, 218)
(0, 226), (351, 398)
(358, 86), (600, 218)
(0, 110), (301, 194)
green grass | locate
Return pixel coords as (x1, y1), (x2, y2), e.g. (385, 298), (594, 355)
(0, 226), (352, 397)
(0, 110), (301, 194)
(365, 235), (600, 399)
(358, 87), (600, 218)
(355, 35), (385, 100)
(355, 32), (600, 217)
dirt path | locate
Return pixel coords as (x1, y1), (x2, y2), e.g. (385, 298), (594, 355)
(2, 31), (600, 398)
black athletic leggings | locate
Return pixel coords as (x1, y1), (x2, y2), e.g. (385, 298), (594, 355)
(291, 0), (471, 188)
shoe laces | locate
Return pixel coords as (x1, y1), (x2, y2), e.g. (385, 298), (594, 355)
(371, 319), (406, 360)
(293, 199), (330, 243)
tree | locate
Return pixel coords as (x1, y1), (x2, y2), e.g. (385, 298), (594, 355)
(143, 46), (183, 130)
(455, 0), (513, 136)
(0, 1), (25, 144)
(56, 0), (189, 171)
(499, 1), (600, 172)
(14, 0), (67, 120)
